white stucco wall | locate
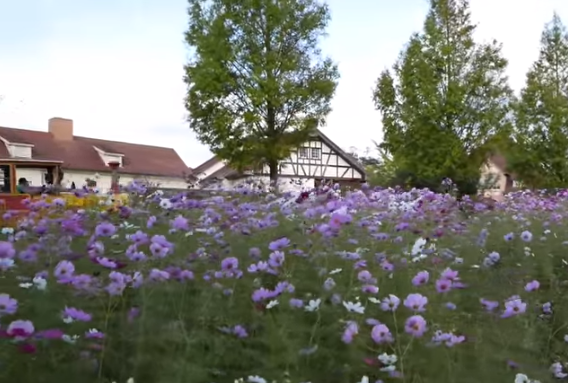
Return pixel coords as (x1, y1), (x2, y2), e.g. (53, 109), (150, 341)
(203, 175), (315, 193)
(15, 168), (187, 193)
(479, 161), (508, 200)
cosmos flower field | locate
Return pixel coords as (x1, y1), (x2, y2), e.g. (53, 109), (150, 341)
(0, 184), (567, 383)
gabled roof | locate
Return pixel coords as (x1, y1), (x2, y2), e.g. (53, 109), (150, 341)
(193, 130), (367, 181)
(314, 130), (367, 176)
(192, 155), (221, 175)
(0, 125), (190, 178)
(487, 154), (516, 179)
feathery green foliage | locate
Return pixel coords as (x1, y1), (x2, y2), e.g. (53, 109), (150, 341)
(509, 13), (568, 188)
(373, 0), (512, 193)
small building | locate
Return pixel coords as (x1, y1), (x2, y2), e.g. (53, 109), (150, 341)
(192, 130), (366, 191)
(480, 154), (516, 200)
(0, 117), (190, 193)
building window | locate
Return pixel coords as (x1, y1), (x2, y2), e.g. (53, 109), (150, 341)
(298, 147), (309, 158)
(311, 148), (321, 159)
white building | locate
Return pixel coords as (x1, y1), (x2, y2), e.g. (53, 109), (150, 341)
(192, 130), (366, 191)
(0, 117), (190, 193)
(479, 154), (516, 200)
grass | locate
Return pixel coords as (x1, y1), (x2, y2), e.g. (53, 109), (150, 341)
(0, 187), (567, 383)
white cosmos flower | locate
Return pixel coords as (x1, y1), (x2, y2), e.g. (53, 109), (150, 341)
(159, 198), (173, 209)
(515, 373), (541, 383)
(0, 258), (15, 271)
(33, 276), (47, 290)
(1, 227), (14, 235)
(266, 300), (279, 309)
(247, 376), (267, 383)
(342, 301), (365, 314)
(62, 334), (80, 344)
(378, 352), (398, 365)
(304, 298), (321, 312)
(411, 237), (427, 256)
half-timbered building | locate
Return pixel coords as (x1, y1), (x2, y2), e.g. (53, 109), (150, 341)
(192, 130), (366, 190)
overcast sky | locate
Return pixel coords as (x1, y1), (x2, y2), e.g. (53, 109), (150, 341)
(0, 0), (565, 167)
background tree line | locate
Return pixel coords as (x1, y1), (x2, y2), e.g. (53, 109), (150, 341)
(372, 1), (568, 193)
(184, 0), (568, 193)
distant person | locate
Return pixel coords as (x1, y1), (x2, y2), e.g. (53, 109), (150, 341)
(16, 178), (29, 194)
(71, 182), (76, 189)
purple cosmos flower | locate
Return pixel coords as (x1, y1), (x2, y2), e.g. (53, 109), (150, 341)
(524, 280), (540, 292)
(404, 293), (428, 312)
(520, 230), (533, 242)
(233, 325), (248, 338)
(35, 328), (64, 340)
(362, 284), (379, 294)
(268, 237), (290, 251)
(94, 222), (117, 237)
(480, 298), (499, 312)
(380, 294), (401, 311)
(440, 268), (459, 281)
(412, 271), (429, 286)
(0, 241), (15, 259)
(170, 215), (189, 231)
(62, 307), (92, 322)
(54, 260), (75, 281)
(371, 324), (394, 343)
(268, 251), (285, 268)
(501, 298), (526, 318)
(95, 257), (118, 269)
(0, 294), (18, 315)
(289, 298), (304, 308)
(221, 257), (239, 270)
(85, 329), (105, 339)
(147, 216), (157, 228)
(357, 270), (373, 283)
(445, 302), (457, 310)
(149, 269), (170, 282)
(323, 278), (336, 291)
(435, 278), (452, 293)
(341, 321), (358, 344)
(405, 315), (427, 337)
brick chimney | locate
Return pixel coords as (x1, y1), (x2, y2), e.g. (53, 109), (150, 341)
(48, 117), (74, 141)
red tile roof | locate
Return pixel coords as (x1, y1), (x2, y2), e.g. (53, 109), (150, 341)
(0, 125), (190, 178)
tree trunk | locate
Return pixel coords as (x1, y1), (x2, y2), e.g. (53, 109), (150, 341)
(268, 160), (279, 191)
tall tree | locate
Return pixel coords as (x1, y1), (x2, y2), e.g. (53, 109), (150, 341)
(373, 0), (512, 193)
(184, 0), (339, 183)
(509, 13), (568, 188)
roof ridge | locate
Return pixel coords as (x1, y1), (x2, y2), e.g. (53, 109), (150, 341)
(0, 125), (176, 150)
(75, 136), (176, 150)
